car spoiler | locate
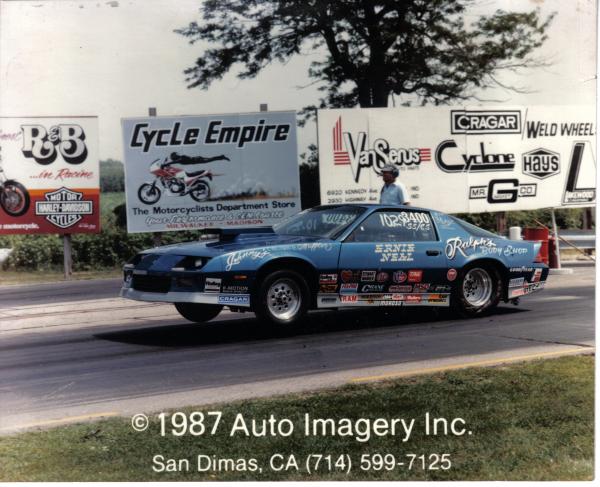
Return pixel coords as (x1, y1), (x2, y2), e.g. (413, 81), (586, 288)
(199, 226), (275, 242)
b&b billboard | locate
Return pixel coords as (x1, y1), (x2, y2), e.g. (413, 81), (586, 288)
(318, 106), (595, 213)
(121, 111), (301, 233)
(0, 117), (100, 235)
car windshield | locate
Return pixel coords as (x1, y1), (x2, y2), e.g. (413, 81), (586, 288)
(273, 206), (365, 238)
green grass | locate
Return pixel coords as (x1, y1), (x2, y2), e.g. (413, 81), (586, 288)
(0, 355), (593, 481)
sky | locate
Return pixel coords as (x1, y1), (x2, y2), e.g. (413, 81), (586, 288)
(0, 0), (596, 161)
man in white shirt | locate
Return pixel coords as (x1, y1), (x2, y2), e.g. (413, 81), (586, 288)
(379, 164), (410, 205)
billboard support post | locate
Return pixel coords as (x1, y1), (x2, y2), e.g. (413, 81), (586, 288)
(63, 234), (73, 279)
(149, 107), (163, 247)
(551, 209), (561, 269)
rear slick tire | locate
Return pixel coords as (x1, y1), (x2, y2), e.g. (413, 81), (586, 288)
(453, 265), (502, 318)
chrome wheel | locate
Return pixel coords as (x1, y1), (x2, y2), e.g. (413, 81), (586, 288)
(462, 268), (492, 307)
(267, 278), (301, 321)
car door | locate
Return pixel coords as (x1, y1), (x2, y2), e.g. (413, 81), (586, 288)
(337, 208), (449, 306)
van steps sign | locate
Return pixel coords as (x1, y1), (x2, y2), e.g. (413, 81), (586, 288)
(121, 112), (301, 233)
(0, 117), (99, 235)
(318, 106), (595, 213)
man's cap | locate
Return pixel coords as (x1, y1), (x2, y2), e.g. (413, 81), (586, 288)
(381, 164), (399, 177)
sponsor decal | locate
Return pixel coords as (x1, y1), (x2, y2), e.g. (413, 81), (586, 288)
(447, 269), (457, 281)
(331, 117), (430, 183)
(319, 284), (338, 293)
(526, 120), (595, 139)
(319, 273), (338, 284)
(509, 277), (525, 288)
(503, 246), (529, 257)
(436, 140), (516, 173)
(445, 236), (497, 259)
(380, 300), (404, 307)
(374, 243), (415, 262)
(510, 266), (534, 273)
(378, 211), (431, 231)
(218, 294), (250, 305)
(376, 271), (389, 283)
(522, 148), (560, 179)
(204, 277), (222, 293)
(563, 142), (596, 205)
(34, 187), (93, 229)
(361, 284), (385, 293)
(413, 283), (430, 293)
(222, 284), (249, 294)
(340, 269), (355, 283)
(406, 294), (422, 304)
(341, 295), (358, 303)
(431, 284), (452, 292)
(389, 284), (412, 292)
(509, 281), (545, 298)
(469, 179), (537, 203)
(451, 110), (521, 134)
(361, 270), (376, 282)
(391, 293), (405, 301)
(321, 297), (337, 303)
(531, 268), (542, 283)
(427, 294), (449, 304)
(340, 283), (358, 293)
(408, 270), (423, 283)
(393, 270), (407, 283)
(225, 249), (270, 271)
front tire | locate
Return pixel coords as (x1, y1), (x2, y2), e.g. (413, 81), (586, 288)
(138, 183), (161, 205)
(454, 265), (501, 317)
(254, 270), (309, 327)
(174, 303), (223, 323)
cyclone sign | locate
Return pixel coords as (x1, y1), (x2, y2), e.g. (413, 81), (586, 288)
(0, 117), (99, 235)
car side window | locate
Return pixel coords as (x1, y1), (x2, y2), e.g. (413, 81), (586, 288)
(349, 210), (437, 242)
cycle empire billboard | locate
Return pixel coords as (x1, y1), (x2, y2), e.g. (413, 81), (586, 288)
(121, 112), (301, 233)
(0, 117), (100, 235)
(318, 106), (596, 213)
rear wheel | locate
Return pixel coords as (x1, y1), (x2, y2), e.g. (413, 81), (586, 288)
(254, 270), (309, 327)
(174, 303), (223, 323)
(454, 265), (501, 317)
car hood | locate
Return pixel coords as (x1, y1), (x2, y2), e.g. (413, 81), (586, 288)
(143, 233), (333, 257)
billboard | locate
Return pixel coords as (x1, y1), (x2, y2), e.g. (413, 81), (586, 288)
(318, 106), (596, 213)
(0, 117), (100, 235)
(121, 112), (301, 233)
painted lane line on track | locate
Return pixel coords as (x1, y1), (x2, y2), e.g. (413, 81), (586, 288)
(351, 346), (595, 383)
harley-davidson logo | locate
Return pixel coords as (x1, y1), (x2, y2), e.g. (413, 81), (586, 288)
(35, 187), (93, 228)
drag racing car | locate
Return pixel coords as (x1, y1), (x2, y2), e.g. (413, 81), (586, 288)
(120, 204), (548, 326)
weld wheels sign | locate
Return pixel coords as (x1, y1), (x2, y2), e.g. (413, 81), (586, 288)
(0, 117), (99, 235)
(121, 112), (301, 233)
(318, 106), (595, 213)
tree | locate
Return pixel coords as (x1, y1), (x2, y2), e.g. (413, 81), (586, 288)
(177, 0), (554, 114)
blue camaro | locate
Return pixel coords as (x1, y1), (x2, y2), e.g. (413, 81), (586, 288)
(120, 205), (548, 326)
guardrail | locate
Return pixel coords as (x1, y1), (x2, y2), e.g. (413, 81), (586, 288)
(559, 230), (595, 251)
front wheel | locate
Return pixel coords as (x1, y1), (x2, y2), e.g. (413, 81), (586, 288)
(0, 181), (30, 217)
(174, 303), (223, 323)
(190, 181), (210, 202)
(454, 265), (502, 317)
(138, 183), (161, 205)
(254, 270), (309, 327)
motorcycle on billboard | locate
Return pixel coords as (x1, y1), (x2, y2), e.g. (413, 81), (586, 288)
(0, 147), (30, 217)
(137, 152), (228, 205)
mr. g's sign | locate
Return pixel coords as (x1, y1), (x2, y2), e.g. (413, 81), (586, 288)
(0, 117), (99, 235)
(318, 106), (595, 213)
